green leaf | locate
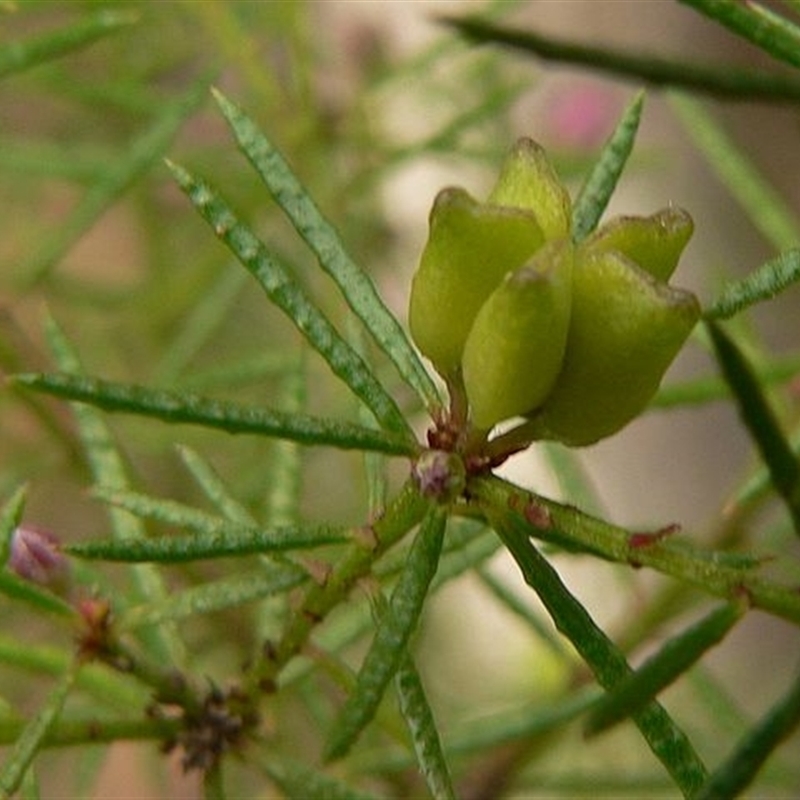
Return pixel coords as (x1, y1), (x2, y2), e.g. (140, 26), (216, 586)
(472, 475), (800, 626)
(91, 482), (248, 529)
(586, 602), (745, 736)
(0, 634), (146, 714)
(706, 321), (800, 535)
(0, 663), (78, 796)
(486, 506), (709, 796)
(263, 759), (381, 800)
(0, 571), (75, 619)
(324, 505), (445, 761)
(571, 92), (645, 244)
(652, 351), (800, 408)
(445, 687), (601, 759)
(0, 484), (27, 566)
(0, 10), (138, 79)
(120, 565), (307, 630)
(705, 249), (800, 320)
(0, 715), (180, 749)
(154, 267), (250, 385)
(440, 14), (800, 104)
(66, 524), (344, 563)
(476, 566), (569, 657)
(68, 488), (349, 562)
(248, 480), (430, 695)
(670, 94), (800, 251)
(166, 159), (414, 439)
(20, 78), (208, 285)
(395, 655), (456, 800)
(694, 664), (800, 800)
(43, 316), (183, 665)
(210, 88), (441, 413)
(176, 445), (257, 526)
(12, 372), (417, 457)
(263, 362), (306, 527)
(679, 0), (800, 71)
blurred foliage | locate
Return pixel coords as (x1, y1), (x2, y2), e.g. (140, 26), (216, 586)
(1, 2), (800, 799)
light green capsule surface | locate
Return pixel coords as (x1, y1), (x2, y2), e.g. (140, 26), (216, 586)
(487, 138), (572, 241)
(409, 187), (544, 376)
(582, 207), (693, 283)
(462, 240), (572, 430)
(530, 249), (700, 446)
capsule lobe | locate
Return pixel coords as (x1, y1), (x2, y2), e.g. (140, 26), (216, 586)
(409, 187), (545, 376)
(529, 249), (700, 446)
(462, 240), (573, 430)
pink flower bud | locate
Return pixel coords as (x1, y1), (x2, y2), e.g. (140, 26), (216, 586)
(8, 524), (71, 595)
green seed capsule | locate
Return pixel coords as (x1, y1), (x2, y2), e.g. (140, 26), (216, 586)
(487, 138), (572, 241)
(409, 187), (545, 377)
(462, 240), (573, 430)
(582, 207), (693, 282)
(530, 249), (700, 446)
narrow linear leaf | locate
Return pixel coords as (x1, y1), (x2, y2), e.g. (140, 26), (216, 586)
(202, 764), (225, 800)
(694, 663), (800, 800)
(540, 441), (605, 517)
(211, 88), (441, 412)
(73, 486), (348, 562)
(281, 520), (498, 691)
(263, 759), (381, 800)
(352, 687), (601, 775)
(0, 485), (27, 565)
(0, 137), (112, 183)
(178, 351), (299, 392)
(0, 10), (138, 79)
(571, 91), (645, 243)
(324, 505), (445, 761)
(264, 361), (305, 527)
(0, 716), (180, 749)
(120, 566), (307, 630)
(0, 635), (146, 714)
(166, 160), (414, 438)
(253, 480), (430, 696)
(0, 571), (75, 619)
(349, 314), (390, 519)
(19, 769), (38, 800)
(21, 78), (208, 285)
(447, 688), (601, 759)
(679, 0), (800, 71)
(653, 351), (800, 408)
(705, 249), (800, 320)
(89, 486), (256, 538)
(671, 94), (800, 251)
(12, 372), (417, 457)
(43, 316), (182, 665)
(734, 425), (800, 513)
(707, 321), (800, 535)
(487, 508), (709, 796)
(176, 445), (257, 525)
(440, 14), (800, 104)
(67, 524), (346, 564)
(154, 267), (250, 385)
(0, 663), (78, 796)
(477, 566), (568, 657)
(473, 475), (800, 626)
(586, 602), (745, 736)
(395, 655), (456, 800)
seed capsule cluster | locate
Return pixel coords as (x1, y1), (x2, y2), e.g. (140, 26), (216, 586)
(409, 138), (700, 445)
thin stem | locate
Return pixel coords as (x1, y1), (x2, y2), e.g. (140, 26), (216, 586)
(0, 716), (181, 748)
(471, 475), (800, 626)
(441, 14), (800, 104)
(242, 480), (429, 697)
(482, 419), (539, 465)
